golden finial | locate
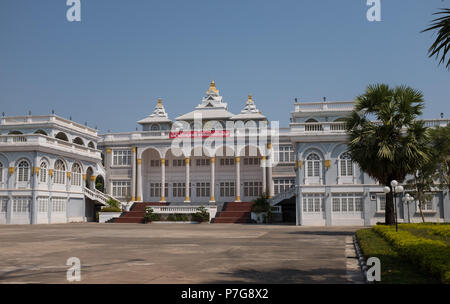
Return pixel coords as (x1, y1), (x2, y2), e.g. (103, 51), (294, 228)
(157, 98), (163, 108)
(207, 80), (218, 94)
(248, 94), (253, 104)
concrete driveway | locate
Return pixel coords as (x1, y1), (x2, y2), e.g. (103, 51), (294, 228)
(0, 223), (363, 284)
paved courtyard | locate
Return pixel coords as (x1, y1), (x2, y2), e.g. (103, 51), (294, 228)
(0, 223), (363, 284)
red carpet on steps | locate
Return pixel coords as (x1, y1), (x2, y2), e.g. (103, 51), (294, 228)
(211, 202), (254, 224)
(113, 202), (168, 223)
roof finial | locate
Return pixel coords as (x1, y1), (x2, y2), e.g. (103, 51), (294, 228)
(248, 94), (253, 104)
(207, 80), (218, 94)
(157, 98), (163, 108)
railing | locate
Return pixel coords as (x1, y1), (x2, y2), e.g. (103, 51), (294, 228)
(83, 187), (108, 205)
(0, 115), (98, 137)
(149, 205), (218, 222)
(0, 134), (101, 159)
(269, 186), (296, 206)
(291, 122), (347, 133)
(294, 101), (355, 113)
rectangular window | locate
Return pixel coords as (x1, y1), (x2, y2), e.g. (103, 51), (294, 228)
(302, 194), (323, 213)
(172, 159), (186, 167)
(38, 197), (49, 213)
(377, 195), (386, 212)
(12, 197), (30, 213)
(150, 160), (161, 167)
(331, 193), (364, 214)
(40, 167), (47, 183)
(0, 197), (8, 213)
(112, 181), (131, 198)
(243, 181), (262, 197)
(195, 182), (210, 197)
(219, 182), (235, 197)
(219, 158), (235, 166)
(149, 183), (168, 198)
(274, 179), (295, 195)
(172, 183), (186, 197)
(277, 146), (295, 163)
(113, 150), (132, 166)
(243, 157), (261, 166)
(71, 172), (82, 187)
(52, 197), (66, 213)
(54, 169), (65, 185)
(195, 159), (210, 166)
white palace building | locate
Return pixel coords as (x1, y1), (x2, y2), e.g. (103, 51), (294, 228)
(1, 81), (449, 225)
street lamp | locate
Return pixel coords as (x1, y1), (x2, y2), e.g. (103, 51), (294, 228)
(402, 193), (415, 223)
(383, 180), (404, 232)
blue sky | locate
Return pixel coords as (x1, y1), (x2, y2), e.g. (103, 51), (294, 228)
(0, 0), (449, 132)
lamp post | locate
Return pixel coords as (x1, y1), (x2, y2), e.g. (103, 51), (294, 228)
(402, 193), (415, 223)
(383, 180), (404, 232)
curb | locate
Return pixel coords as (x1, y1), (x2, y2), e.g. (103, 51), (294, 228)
(353, 235), (374, 284)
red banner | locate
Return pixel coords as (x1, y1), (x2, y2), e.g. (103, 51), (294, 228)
(169, 130), (230, 139)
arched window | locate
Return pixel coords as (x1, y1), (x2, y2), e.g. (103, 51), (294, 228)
(305, 119), (323, 131)
(40, 161), (48, 183)
(0, 162), (3, 182)
(8, 131), (23, 135)
(54, 160), (66, 184)
(34, 129), (48, 136)
(339, 152), (353, 176)
(306, 153), (321, 177)
(55, 132), (69, 142)
(73, 137), (84, 146)
(17, 160), (30, 182)
(71, 163), (82, 186)
(150, 124), (160, 131)
(88, 141), (95, 149)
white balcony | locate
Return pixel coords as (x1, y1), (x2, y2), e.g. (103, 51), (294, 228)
(0, 115), (99, 138)
(0, 134), (101, 160)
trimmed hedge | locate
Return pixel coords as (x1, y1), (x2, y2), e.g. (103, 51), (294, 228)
(373, 225), (450, 284)
(100, 207), (122, 212)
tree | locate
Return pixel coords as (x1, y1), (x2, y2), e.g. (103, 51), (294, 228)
(345, 84), (430, 225)
(423, 8), (450, 69)
(405, 125), (450, 222)
(430, 125), (450, 192)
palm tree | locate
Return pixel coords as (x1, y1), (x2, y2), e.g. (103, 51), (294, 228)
(423, 8), (450, 69)
(345, 84), (431, 225)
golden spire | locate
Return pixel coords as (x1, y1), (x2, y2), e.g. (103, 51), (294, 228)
(248, 94), (253, 104)
(207, 80), (218, 94)
(157, 98), (163, 108)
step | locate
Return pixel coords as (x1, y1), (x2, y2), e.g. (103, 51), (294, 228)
(216, 211), (251, 217)
(212, 218), (251, 224)
(114, 217), (144, 223)
(122, 211), (145, 218)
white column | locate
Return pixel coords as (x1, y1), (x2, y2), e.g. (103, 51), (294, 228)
(131, 147), (136, 201)
(235, 157), (241, 202)
(137, 158), (142, 201)
(160, 158), (166, 202)
(184, 158), (190, 202)
(267, 143), (274, 198)
(262, 156), (267, 196)
(210, 157), (215, 202)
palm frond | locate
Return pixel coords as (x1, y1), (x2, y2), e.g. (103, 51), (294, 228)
(422, 8), (450, 68)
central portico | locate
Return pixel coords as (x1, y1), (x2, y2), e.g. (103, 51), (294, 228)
(102, 81), (275, 205)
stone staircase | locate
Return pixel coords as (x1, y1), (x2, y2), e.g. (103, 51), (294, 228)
(212, 202), (254, 224)
(113, 202), (168, 223)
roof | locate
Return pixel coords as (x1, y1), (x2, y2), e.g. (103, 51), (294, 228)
(138, 98), (172, 125)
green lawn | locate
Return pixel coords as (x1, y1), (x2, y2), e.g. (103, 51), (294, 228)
(356, 228), (440, 284)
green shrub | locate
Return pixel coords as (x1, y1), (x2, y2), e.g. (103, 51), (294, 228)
(144, 207), (162, 223)
(251, 194), (270, 213)
(174, 214), (189, 221)
(373, 225), (450, 284)
(100, 206), (122, 212)
(167, 214), (176, 221)
(106, 198), (120, 209)
(192, 206), (209, 223)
